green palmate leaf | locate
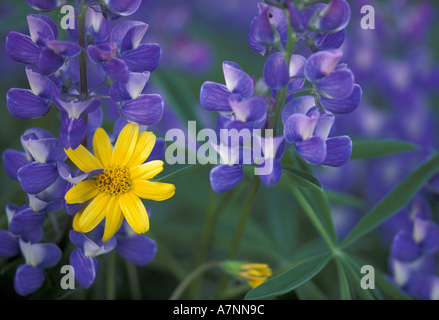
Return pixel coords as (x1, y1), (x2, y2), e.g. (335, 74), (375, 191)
(325, 189), (367, 211)
(244, 252), (332, 300)
(277, 165), (323, 192)
(350, 139), (418, 160)
(154, 163), (212, 183)
(341, 152), (439, 248)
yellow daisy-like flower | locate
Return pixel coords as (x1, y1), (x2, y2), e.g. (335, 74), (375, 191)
(65, 123), (175, 241)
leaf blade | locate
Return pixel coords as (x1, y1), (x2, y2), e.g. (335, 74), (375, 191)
(341, 152), (439, 248)
(351, 139), (418, 160)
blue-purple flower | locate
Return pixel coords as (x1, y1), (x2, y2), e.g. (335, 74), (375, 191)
(6, 14), (81, 75)
(14, 239), (61, 296)
(87, 21), (161, 83)
(283, 95), (352, 166)
(304, 49), (361, 114)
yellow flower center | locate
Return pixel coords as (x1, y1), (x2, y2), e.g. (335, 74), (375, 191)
(96, 165), (131, 196)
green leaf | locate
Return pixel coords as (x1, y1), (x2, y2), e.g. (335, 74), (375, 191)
(351, 139), (418, 160)
(335, 256), (351, 300)
(153, 164), (212, 183)
(325, 189), (367, 211)
(244, 252), (332, 300)
(339, 254), (376, 300)
(341, 152), (439, 248)
(277, 165), (323, 192)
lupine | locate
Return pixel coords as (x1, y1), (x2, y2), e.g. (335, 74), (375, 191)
(1, 0), (173, 297)
(200, 0), (360, 194)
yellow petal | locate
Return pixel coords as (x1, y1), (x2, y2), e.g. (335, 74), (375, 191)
(102, 196), (124, 242)
(73, 211), (83, 232)
(111, 123), (138, 167)
(65, 145), (103, 173)
(79, 192), (109, 233)
(131, 180), (175, 201)
(126, 131), (156, 168)
(65, 180), (98, 204)
(93, 128), (113, 167)
(119, 191), (149, 234)
(130, 160), (164, 180)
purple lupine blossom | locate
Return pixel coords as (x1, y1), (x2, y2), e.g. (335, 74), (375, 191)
(69, 228), (116, 289)
(283, 97), (352, 166)
(14, 239), (62, 296)
(304, 49), (361, 114)
(87, 20), (161, 83)
(6, 14), (81, 75)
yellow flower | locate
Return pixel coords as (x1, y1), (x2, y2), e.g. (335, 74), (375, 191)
(64, 123), (175, 241)
(220, 261), (272, 288)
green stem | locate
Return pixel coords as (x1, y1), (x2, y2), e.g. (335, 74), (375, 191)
(291, 187), (337, 252)
(125, 260), (142, 300)
(107, 250), (116, 300)
(169, 261), (219, 300)
(77, 2), (89, 147)
(213, 177), (261, 299)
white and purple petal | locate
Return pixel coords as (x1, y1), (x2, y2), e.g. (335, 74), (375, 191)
(8, 207), (45, 236)
(21, 134), (66, 163)
(304, 49), (343, 82)
(110, 71), (150, 102)
(258, 159), (282, 187)
(319, 83), (362, 114)
(264, 52), (289, 90)
(2, 149), (30, 180)
(37, 47), (64, 75)
(26, 0), (66, 12)
(69, 248), (98, 289)
(25, 66), (59, 100)
(116, 234), (157, 266)
(0, 230), (20, 258)
(120, 94), (164, 126)
(199, 81), (232, 112)
(120, 22), (149, 53)
(54, 97), (101, 119)
(210, 164), (244, 194)
(104, 0), (142, 17)
(308, 0), (351, 33)
(27, 14), (57, 45)
(315, 68), (355, 100)
(17, 162), (59, 194)
(6, 88), (50, 119)
(45, 40), (81, 57)
(60, 116), (87, 150)
(281, 95), (315, 124)
(229, 95), (267, 123)
(222, 61), (254, 99)
(102, 57), (130, 83)
(284, 113), (319, 143)
(413, 218), (439, 254)
(321, 135), (352, 167)
(391, 231), (422, 262)
(296, 136), (327, 165)
(14, 264), (45, 296)
(314, 113), (335, 139)
(87, 42), (117, 63)
(6, 32), (41, 65)
(122, 43), (161, 73)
